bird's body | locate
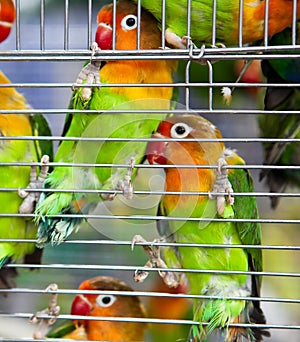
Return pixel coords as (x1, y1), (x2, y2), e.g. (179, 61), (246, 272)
(132, 0), (300, 46)
(146, 114), (269, 341)
(47, 276), (147, 341)
(0, 71), (52, 287)
(35, 0), (177, 246)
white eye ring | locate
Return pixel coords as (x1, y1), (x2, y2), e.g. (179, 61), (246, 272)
(96, 294), (117, 308)
(121, 14), (137, 31)
(170, 122), (192, 139)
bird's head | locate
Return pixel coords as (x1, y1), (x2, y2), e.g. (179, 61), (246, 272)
(71, 276), (146, 329)
(146, 114), (224, 167)
(95, 0), (161, 50)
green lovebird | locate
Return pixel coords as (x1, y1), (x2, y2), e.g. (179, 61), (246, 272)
(137, 114), (270, 341)
(0, 71), (52, 288)
(131, 0), (300, 47)
(35, 0), (177, 246)
(259, 23), (300, 208)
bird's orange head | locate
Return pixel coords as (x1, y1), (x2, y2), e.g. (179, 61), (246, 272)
(146, 114), (224, 167)
(71, 276), (147, 340)
(95, 0), (161, 50)
(0, 0), (16, 43)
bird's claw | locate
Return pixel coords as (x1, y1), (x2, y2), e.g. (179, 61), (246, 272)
(30, 283), (60, 339)
(209, 157), (234, 215)
(165, 29), (188, 49)
(73, 42), (102, 100)
(18, 155), (50, 214)
(116, 156), (135, 200)
(132, 234), (179, 288)
(102, 157), (135, 201)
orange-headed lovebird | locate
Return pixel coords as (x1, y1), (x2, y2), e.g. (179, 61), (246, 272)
(35, 0), (177, 246)
(47, 276), (147, 341)
(0, 0), (15, 43)
(131, 0), (300, 47)
(141, 114), (270, 341)
(0, 71), (52, 288)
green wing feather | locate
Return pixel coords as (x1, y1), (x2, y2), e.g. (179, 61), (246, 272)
(46, 321), (76, 338)
(227, 152), (263, 300)
(29, 113), (53, 163)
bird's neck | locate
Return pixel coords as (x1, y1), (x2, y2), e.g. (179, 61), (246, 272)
(100, 59), (177, 106)
(163, 166), (216, 216)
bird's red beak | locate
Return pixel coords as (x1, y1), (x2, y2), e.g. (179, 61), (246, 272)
(0, 0), (16, 43)
(146, 132), (167, 165)
(95, 22), (112, 50)
(71, 294), (93, 326)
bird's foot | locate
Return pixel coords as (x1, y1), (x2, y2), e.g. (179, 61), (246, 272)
(18, 155), (50, 214)
(102, 157), (135, 201)
(131, 234), (179, 288)
(209, 157), (234, 215)
(73, 42), (102, 100)
(29, 283), (60, 339)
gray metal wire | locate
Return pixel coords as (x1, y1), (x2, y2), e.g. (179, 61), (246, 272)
(0, 0), (299, 341)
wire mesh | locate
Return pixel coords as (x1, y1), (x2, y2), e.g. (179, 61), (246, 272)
(0, 0), (299, 341)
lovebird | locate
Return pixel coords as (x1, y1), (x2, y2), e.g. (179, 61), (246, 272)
(259, 24), (300, 208)
(46, 276), (147, 341)
(0, 71), (52, 288)
(131, 0), (300, 47)
(0, 0), (15, 43)
(35, 0), (177, 246)
(139, 114), (270, 341)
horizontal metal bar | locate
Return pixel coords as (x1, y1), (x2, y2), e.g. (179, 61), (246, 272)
(0, 288), (298, 305)
(0, 136), (299, 143)
(1, 81), (300, 89)
(0, 161), (300, 172)
(0, 212), (299, 224)
(0, 109), (299, 115)
(1, 239), (299, 251)
(0, 45), (300, 59)
(0, 312), (299, 331)
(4, 263), (299, 278)
(1, 187), (300, 199)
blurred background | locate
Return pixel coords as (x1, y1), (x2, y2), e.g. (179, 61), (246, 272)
(0, 0), (299, 341)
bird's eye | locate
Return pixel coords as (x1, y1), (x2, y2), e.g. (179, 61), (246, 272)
(121, 14), (137, 31)
(170, 122), (192, 139)
(96, 294), (117, 308)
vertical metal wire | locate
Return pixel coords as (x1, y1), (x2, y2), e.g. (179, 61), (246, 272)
(0, 1), (299, 340)
(292, 0), (298, 45)
(64, 0), (69, 50)
(207, 61), (213, 111)
(238, 0), (244, 47)
(40, 0), (45, 50)
(264, 0), (270, 46)
(87, 0), (93, 48)
(136, 0), (141, 50)
(211, 0), (217, 46)
(185, 60), (191, 111)
(112, 0), (117, 50)
(161, 0), (166, 49)
(186, 0), (192, 40)
(15, 0), (21, 50)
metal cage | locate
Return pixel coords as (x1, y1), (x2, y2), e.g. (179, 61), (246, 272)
(0, 0), (299, 341)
